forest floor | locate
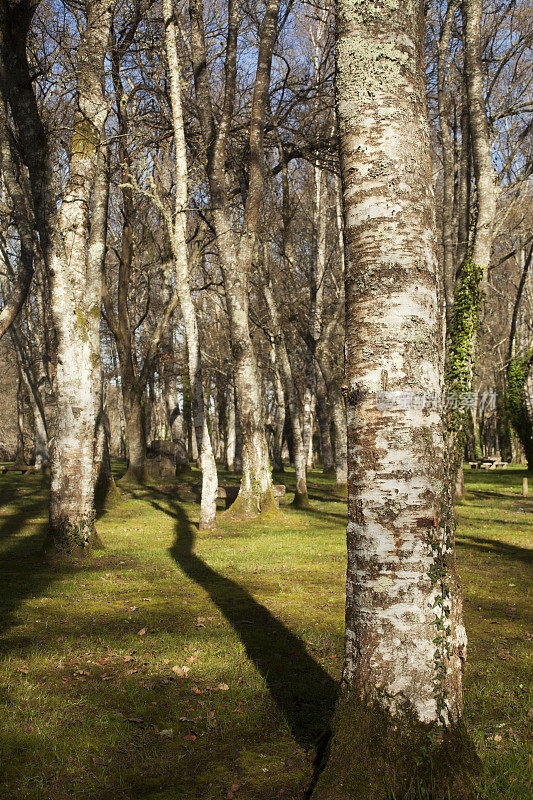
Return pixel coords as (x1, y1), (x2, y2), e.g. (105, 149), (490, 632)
(0, 464), (531, 800)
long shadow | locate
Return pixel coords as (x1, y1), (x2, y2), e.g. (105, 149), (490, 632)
(465, 489), (533, 503)
(157, 491), (338, 749)
(0, 475), (59, 644)
(456, 535), (533, 567)
(0, 473), (120, 646)
(298, 504), (348, 525)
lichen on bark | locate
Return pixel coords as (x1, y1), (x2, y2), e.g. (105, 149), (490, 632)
(314, 0), (479, 794)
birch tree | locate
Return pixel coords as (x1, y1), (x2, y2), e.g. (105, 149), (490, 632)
(313, 0), (479, 796)
(45, 0), (115, 555)
(189, 0), (281, 515)
(163, 0), (218, 529)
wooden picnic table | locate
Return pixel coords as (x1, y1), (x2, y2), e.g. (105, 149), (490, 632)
(469, 458), (508, 470)
(0, 464), (38, 475)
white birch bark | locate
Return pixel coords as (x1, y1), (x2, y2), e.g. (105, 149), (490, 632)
(313, 0), (477, 795)
(164, 0), (217, 529)
(302, 167), (327, 462)
(225, 379), (236, 471)
(46, 3), (114, 556)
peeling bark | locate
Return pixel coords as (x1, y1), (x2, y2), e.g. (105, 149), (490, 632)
(313, 1), (478, 796)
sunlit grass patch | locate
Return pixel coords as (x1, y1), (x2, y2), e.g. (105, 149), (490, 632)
(0, 464), (530, 798)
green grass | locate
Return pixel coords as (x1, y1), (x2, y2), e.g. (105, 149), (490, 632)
(0, 464), (531, 799)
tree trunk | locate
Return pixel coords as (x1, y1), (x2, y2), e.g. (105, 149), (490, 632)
(46, 3), (114, 556)
(437, 1), (458, 330)
(164, 0), (218, 529)
(506, 245), (532, 468)
(306, 399), (316, 469)
(456, 77), (471, 270)
(522, 369), (533, 471)
(263, 270), (309, 507)
(234, 400), (243, 474)
(313, 1), (479, 796)
(94, 407), (120, 512)
(330, 379), (347, 493)
(316, 370), (334, 473)
(29, 391), (48, 470)
(463, 0), (497, 288)
(189, 0), (280, 515)
(121, 383), (147, 483)
(226, 379), (236, 471)
(270, 350), (286, 473)
(15, 373), (26, 465)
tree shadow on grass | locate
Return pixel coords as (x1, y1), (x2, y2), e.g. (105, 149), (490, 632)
(456, 535), (533, 567)
(0, 473), (126, 646)
(135, 486), (339, 750)
(0, 475), (54, 642)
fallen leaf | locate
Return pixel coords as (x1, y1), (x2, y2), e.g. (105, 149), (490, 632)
(183, 731), (197, 741)
(159, 729), (174, 738)
(128, 717), (143, 724)
(162, 658), (170, 665)
(191, 685), (203, 695)
(137, 628), (147, 637)
(17, 667), (29, 675)
(186, 655), (198, 664)
(227, 783), (241, 799)
(172, 665), (190, 677)
(217, 683), (229, 691)
(124, 655), (134, 663)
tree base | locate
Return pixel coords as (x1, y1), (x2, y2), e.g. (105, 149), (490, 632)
(224, 487), (281, 521)
(224, 491), (259, 520)
(94, 478), (121, 512)
(322, 465), (335, 475)
(258, 487), (282, 520)
(176, 466), (193, 478)
(331, 482), (348, 499)
(292, 490), (310, 508)
(119, 465), (148, 485)
(42, 514), (101, 562)
(198, 513), (217, 532)
(311, 692), (480, 800)
(454, 466), (465, 502)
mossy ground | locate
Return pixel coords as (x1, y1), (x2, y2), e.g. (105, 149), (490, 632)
(0, 464), (530, 799)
